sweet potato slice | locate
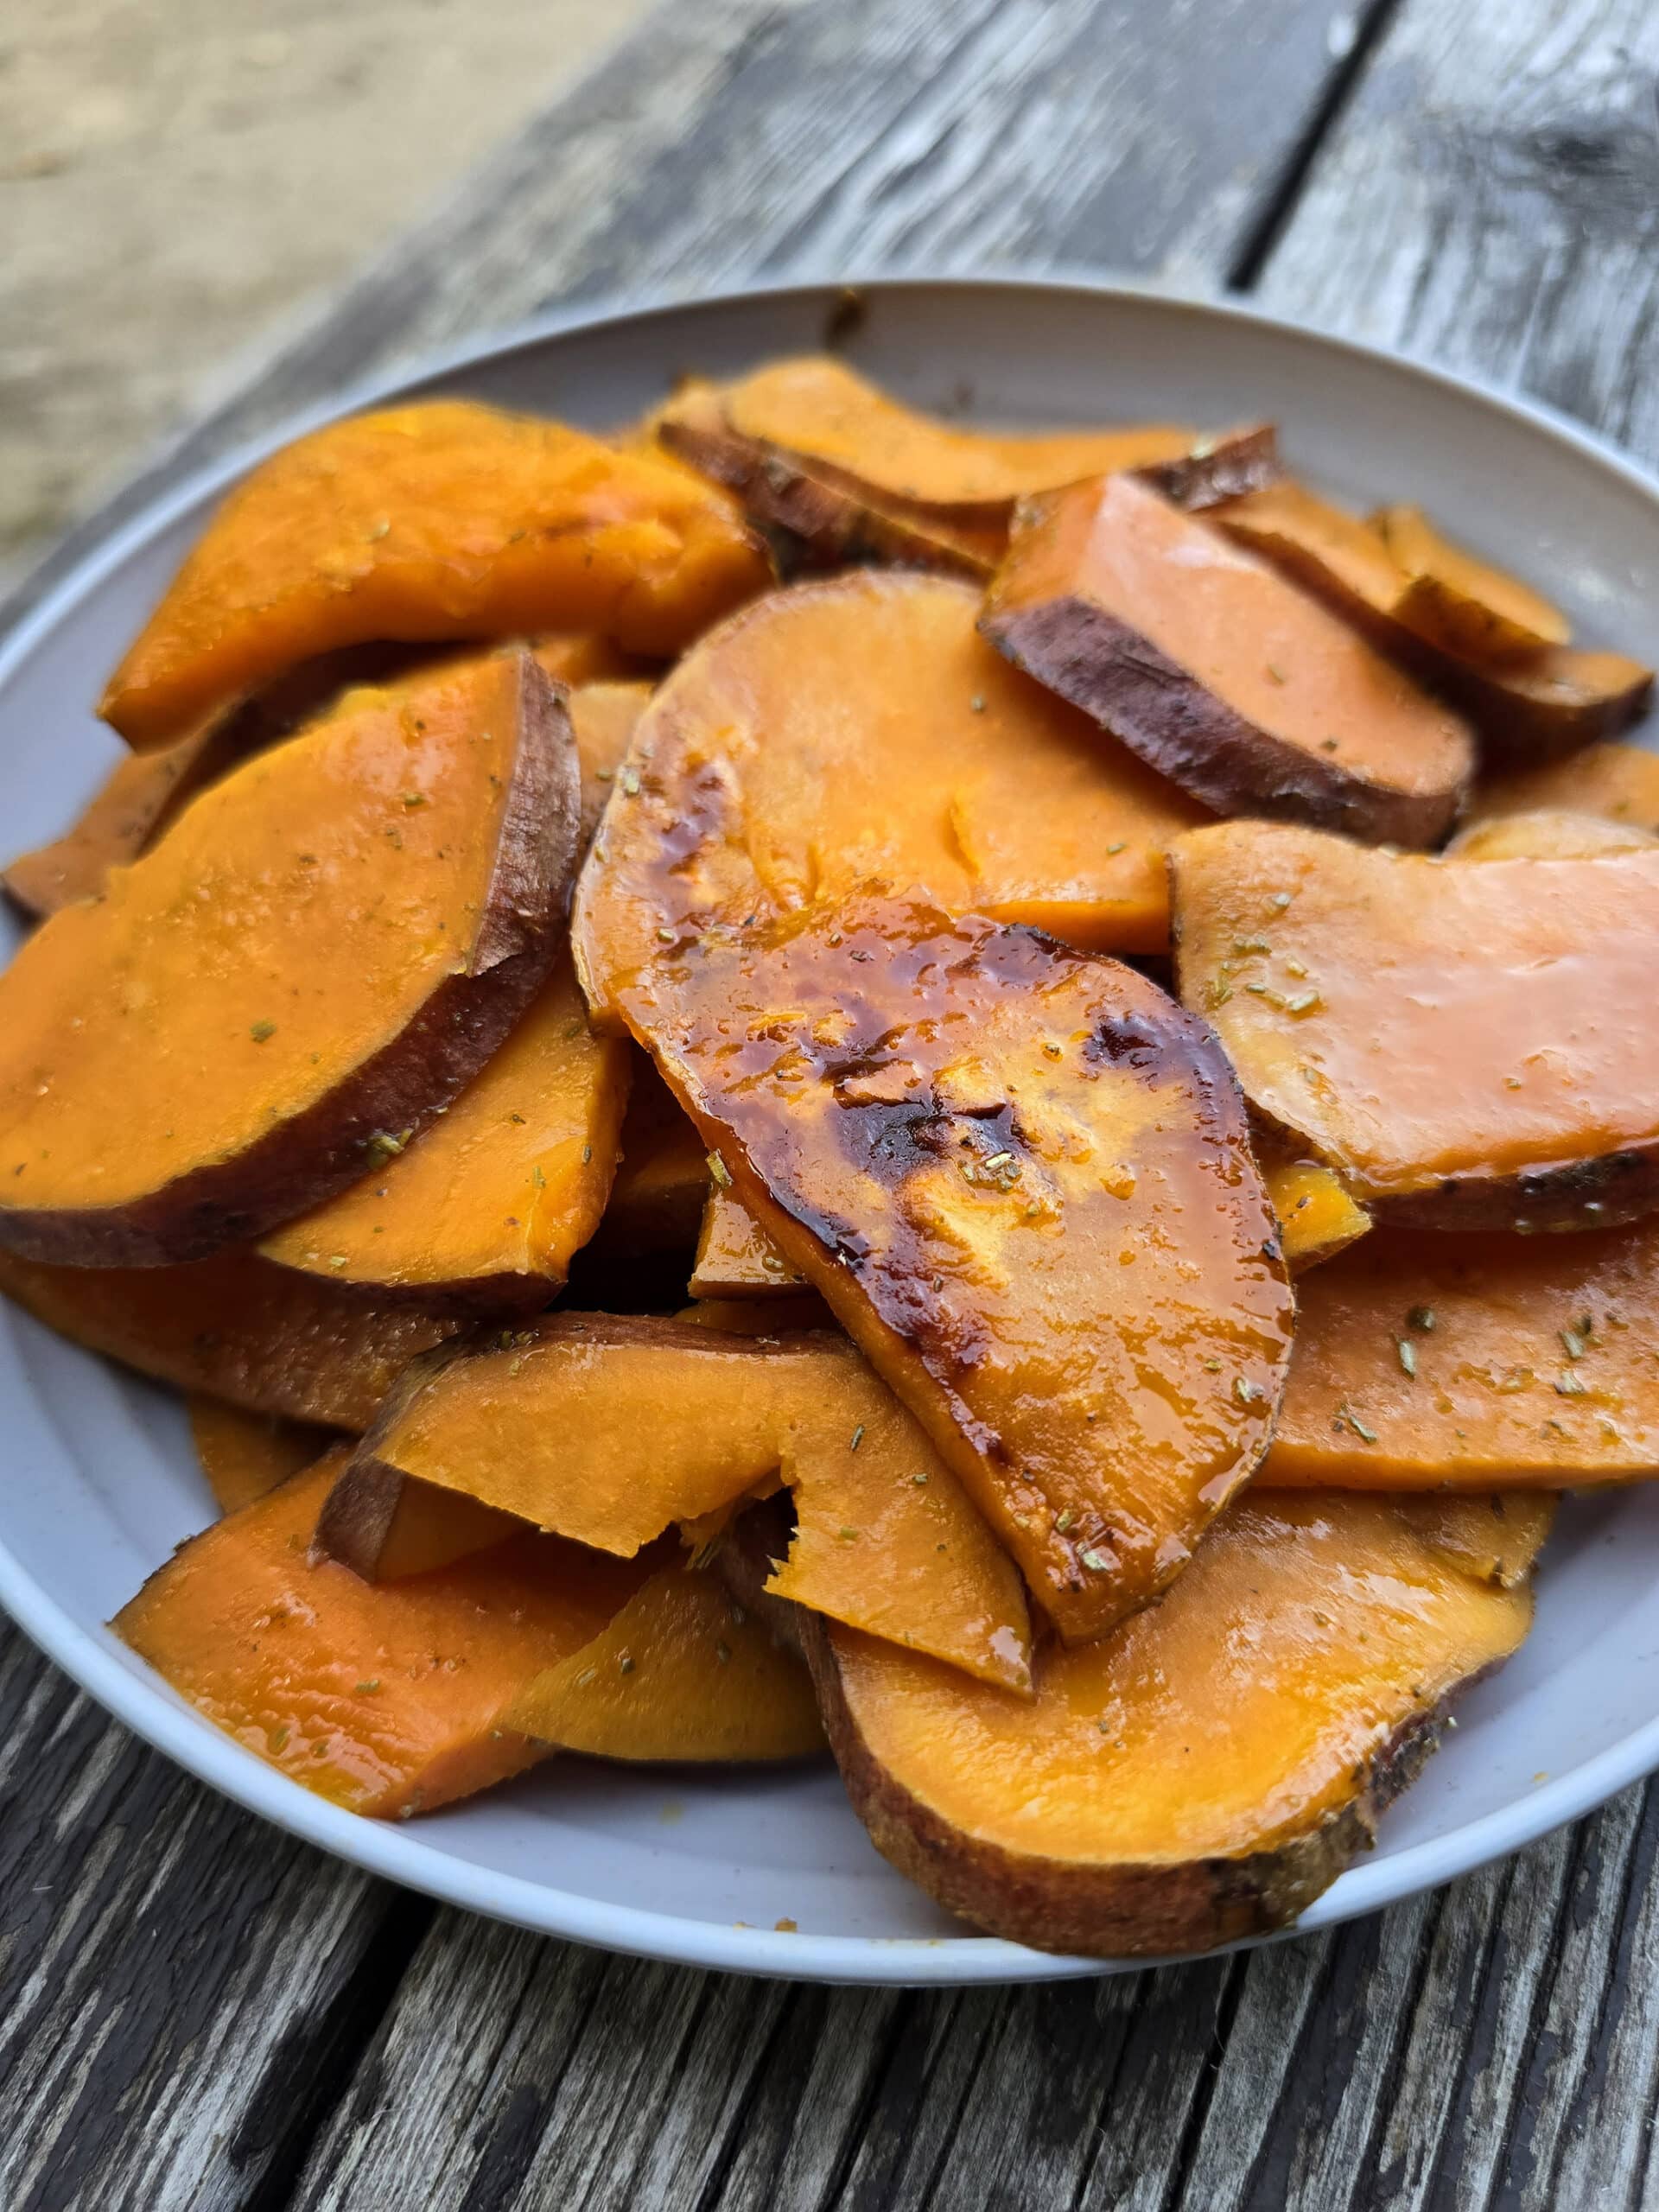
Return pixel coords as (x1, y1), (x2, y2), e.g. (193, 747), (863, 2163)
(799, 1489), (1539, 1956)
(325, 1313), (1032, 1691)
(0, 1246), (455, 1426)
(573, 572), (1206, 1025)
(690, 1186), (808, 1299)
(1262, 1220), (1659, 1488)
(1263, 1159), (1370, 1273)
(113, 1449), (646, 1816)
(1444, 810), (1658, 861)
(566, 680), (652, 850)
(99, 403), (768, 748)
(618, 894), (1294, 1642)
(1217, 481), (1653, 759)
(718, 357), (1198, 527)
(588, 1054), (709, 1256)
(257, 954), (629, 1312)
(504, 1565), (823, 1762)
(0, 651), (579, 1267)
(1171, 820), (1659, 1229)
(1466, 742), (1659, 836)
(188, 1396), (336, 1514)
(677, 1294), (836, 1336)
(1372, 504), (1571, 663)
(982, 473), (1473, 846)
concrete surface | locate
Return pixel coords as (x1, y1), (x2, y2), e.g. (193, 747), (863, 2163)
(0, 0), (651, 590)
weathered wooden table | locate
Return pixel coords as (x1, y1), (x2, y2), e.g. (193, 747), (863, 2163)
(4, 1), (1659, 2203)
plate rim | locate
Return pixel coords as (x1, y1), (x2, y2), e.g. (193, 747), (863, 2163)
(4, 269), (1659, 1987)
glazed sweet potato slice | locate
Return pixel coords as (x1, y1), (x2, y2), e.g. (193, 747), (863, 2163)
(1465, 742), (1659, 837)
(1171, 820), (1659, 1229)
(982, 472), (1473, 846)
(1371, 504), (1571, 663)
(1263, 1159), (1370, 1274)
(619, 894), (1294, 1642)
(1444, 810), (1658, 861)
(188, 1397), (336, 1514)
(1262, 1220), (1659, 1488)
(114, 1449), (647, 1816)
(99, 402), (768, 748)
(716, 356), (1198, 527)
(504, 1564), (824, 1762)
(1217, 481), (1653, 759)
(257, 953), (629, 1312)
(690, 1186), (808, 1299)
(0, 651), (579, 1266)
(0, 1246), (456, 1426)
(323, 1313), (1032, 1691)
(800, 1489), (1539, 1957)
(573, 572), (1206, 1024)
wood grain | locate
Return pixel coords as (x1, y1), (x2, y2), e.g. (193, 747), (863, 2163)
(6, 0), (1659, 2205)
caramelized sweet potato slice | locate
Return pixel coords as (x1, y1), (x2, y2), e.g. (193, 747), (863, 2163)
(690, 1186), (808, 1299)
(1372, 504), (1571, 663)
(114, 1450), (646, 1816)
(0, 1246), (455, 1426)
(0, 651), (579, 1267)
(718, 356), (1198, 526)
(658, 380), (996, 578)
(982, 473), (1473, 846)
(188, 1397), (336, 1514)
(1171, 820), (1659, 1228)
(100, 402), (768, 748)
(1469, 743), (1659, 834)
(800, 1490), (1539, 1956)
(619, 894), (1294, 1642)
(1263, 1221), (1659, 1487)
(1444, 810), (1658, 861)
(325, 1313), (1032, 1690)
(504, 1565), (824, 1762)
(1218, 481), (1653, 759)
(573, 572), (1206, 1025)
(257, 954), (629, 1311)
(1263, 1159), (1370, 1274)
(588, 1054), (709, 1256)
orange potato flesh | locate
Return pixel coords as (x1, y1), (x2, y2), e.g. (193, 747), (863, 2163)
(565, 680), (652, 850)
(114, 1452), (646, 1817)
(504, 1565), (824, 1761)
(1372, 503), (1572, 662)
(619, 894), (1294, 1642)
(188, 1396), (336, 1514)
(1466, 744), (1659, 836)
(1172, 820), (1659, 1226)
(528, 633), (651, 689)
(982, 474), (1473, 845)
(810, 1489), (1538, 1956)
(1217, 482), (1652, 758)
(721, 356), (1197, 521)
(1264, 1158), (1371, 1273)
(676, 1294), (836, 1336)
(690, 1186), (807, 1298)
(589, 1054), (709, 1255)
(257, 954), (630, 1309)
(100, 402), (768, 748)
(1262, 1221), (1659, 1488)
(0, 651), (577, 1266)
(338, 1313), (1032, 1690)
(0, 1246), (456, 1427)
(1445, 810), (1658, 861)
(573, 572), (1205, 1030)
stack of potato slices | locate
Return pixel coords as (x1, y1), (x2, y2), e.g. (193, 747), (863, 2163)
(3, 362), (1654, 1958)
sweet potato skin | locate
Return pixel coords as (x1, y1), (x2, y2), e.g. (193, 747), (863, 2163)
(618, 895), (1294, 1643)
(0, 1245), (456, 1427)
(797, 1491), (1537, 1957)
(1171, 820), (1659, 1231)
(982, 474), (1472, 848)
(100, 401), (769, 747)
(0, 652), (581, 1267)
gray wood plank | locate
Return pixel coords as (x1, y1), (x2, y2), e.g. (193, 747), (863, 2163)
(0, 1618), (430, 2212)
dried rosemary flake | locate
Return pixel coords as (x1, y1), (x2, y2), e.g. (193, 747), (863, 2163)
(1285, 990), (1321, 1015)
(1397, 1338), (1417, 1377)
(715, 1641), (732, 1664)
(1234, 1376), (1262, 1405)
(249, 1020), (276, 1043)
(618, 1652), (636, 1675)
(849, 1424), (865, 1452)
(708, 1153), (733, 1189)
(911, 1471), (930, 1486)
(1408, 1306), (1436, 1333)
(1560, 1325), (1589, 1362)
(1055, 1508), (1075, 1531)
(620, 768), (641, 797)
(354, 1680), (381, 1695)
(1340, 1406), (1379, 1444)
(1080, 1547), (1112, 1572)
(1555, 1370), (1588, 1396)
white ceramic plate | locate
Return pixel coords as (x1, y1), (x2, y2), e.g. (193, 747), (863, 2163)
(3, 277), (1659, 1988)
